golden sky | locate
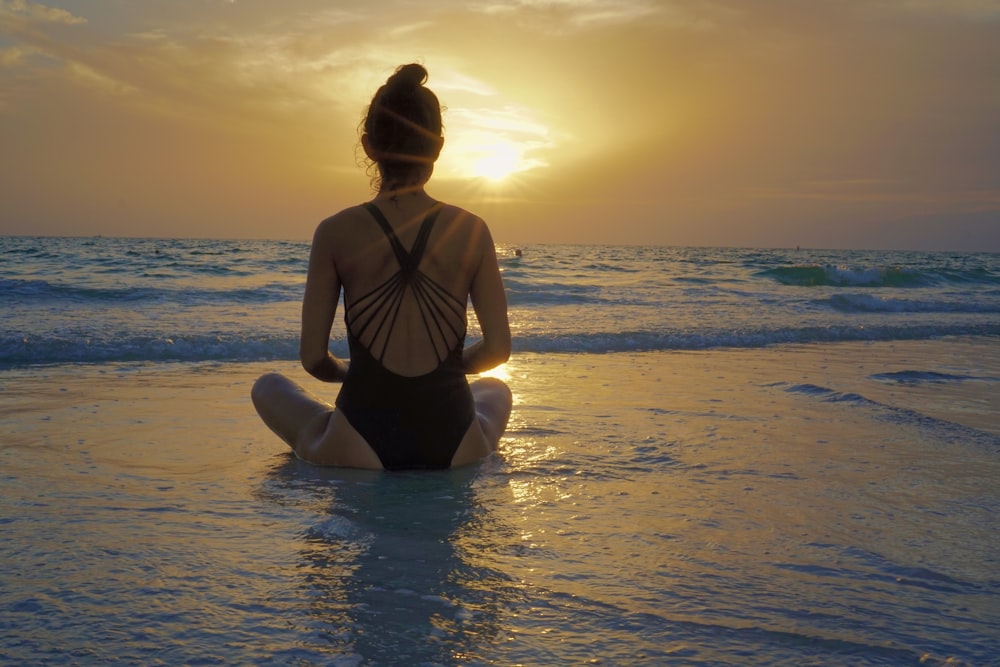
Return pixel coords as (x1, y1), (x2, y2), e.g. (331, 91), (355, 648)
(1, 0), (998, 249)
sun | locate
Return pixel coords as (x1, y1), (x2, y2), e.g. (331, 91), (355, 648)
(434, 118), (550, 184)
(471, 142), (521, 181)
(434, 102), (553, 183)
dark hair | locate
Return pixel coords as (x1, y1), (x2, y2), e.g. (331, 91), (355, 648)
(362, 63), (444, 191)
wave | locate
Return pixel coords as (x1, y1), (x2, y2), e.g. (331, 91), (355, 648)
(868, 370), (1000, 384)
(783, 383), (1000, 449)
(3, 239), (997, 369)
(823, 293), (1000, 314)
(4, 326), (998, 369)
(502, 277), (606, 306)
(510, 324), (1000, 354)
(0, 277), (300, 305)
(757, 264), (999, 288)
(0, 332), (304, 367)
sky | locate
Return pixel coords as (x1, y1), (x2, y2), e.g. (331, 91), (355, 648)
(1, 0), (998, 250)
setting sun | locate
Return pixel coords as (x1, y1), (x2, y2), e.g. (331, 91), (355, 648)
(434, 103), (552, 186)
(472, 143), (520, 181)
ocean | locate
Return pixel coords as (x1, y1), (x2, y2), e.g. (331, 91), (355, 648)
(2, 236), (998, 366)
(1, 235), (998, 665)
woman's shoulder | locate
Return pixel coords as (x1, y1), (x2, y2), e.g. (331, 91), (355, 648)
(311, 205), (374, 243)
(433, 205), (496, 271)
(438, 202), (483, 223)
(313, 201), (490, 249)
(316, 204), (370, 229)
(437, 203), (491, 241)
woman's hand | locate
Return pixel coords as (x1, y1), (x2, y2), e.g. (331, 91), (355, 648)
(305, 353), (349, 383)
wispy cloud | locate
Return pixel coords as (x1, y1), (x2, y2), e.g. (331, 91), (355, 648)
(387, 20), (435, 38)
(472, 0), (725, 31)
(885, 0), (1000, 21)
(0, 45), (24, 65)
(66, 60), (139, 96)
(434, 70), (499, 97)
(0, 0), (85, 25)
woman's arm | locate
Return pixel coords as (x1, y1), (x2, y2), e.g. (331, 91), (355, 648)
(463, 221), (511, 374)
(299, 217), (348, 382)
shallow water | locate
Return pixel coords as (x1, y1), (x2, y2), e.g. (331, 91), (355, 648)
(2, 339), (998, 665)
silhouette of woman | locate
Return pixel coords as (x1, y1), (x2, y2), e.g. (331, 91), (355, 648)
(252, 64), (512, 470)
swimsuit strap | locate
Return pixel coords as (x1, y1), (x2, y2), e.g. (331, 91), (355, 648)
(362, 202), (440, 276)
(347, 202), (465, 366)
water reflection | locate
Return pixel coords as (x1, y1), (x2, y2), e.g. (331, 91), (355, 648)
(262, 457), (520, 665)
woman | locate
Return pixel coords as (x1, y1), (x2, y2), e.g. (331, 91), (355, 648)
(252, 63), (512, 470)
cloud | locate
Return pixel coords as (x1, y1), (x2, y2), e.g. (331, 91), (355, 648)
(449, 105), (550, 137)
(387, 20), (435, 37)
(886, 0), (1000, 21)
(470, 0), (721, 32)
(0, 0), (85, 25)
(434, 70), (499, 97)
(65, 60), (140, 97)
(0, 45), (24, 66)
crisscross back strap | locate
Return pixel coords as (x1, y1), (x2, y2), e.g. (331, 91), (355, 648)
(362, 202), (440, 275)
(346, 203), (466, 367)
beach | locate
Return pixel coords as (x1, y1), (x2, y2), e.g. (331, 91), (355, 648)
(4, 1), (999, 661)
(3, 337), (998, 665)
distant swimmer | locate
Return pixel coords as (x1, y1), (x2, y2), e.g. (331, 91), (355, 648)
(514, 248), (523, 258)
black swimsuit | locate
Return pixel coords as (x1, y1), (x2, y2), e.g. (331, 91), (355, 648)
(335, 203), (476, 470)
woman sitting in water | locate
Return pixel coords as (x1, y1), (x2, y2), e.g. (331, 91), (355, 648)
(252, 63), (512, 470)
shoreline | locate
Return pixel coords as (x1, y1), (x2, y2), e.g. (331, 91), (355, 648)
(2, 336), (996, 461)
(2, 335), (997, 665)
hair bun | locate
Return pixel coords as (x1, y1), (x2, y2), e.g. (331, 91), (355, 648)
(387, 63), (428, 89)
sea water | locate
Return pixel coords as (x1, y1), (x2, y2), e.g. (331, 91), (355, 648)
(2, 237), (998, 366)
(1, 236), (999, 665)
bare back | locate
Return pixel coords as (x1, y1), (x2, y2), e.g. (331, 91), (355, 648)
(328, 198), (489, 377)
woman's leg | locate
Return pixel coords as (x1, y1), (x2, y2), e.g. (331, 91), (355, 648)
(469, 378), (513, 453)
(471, 377), (513, 449)
(251, 372), (332, 449)
(450, 378), (512, 467)
(250, 372), (382, 468)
